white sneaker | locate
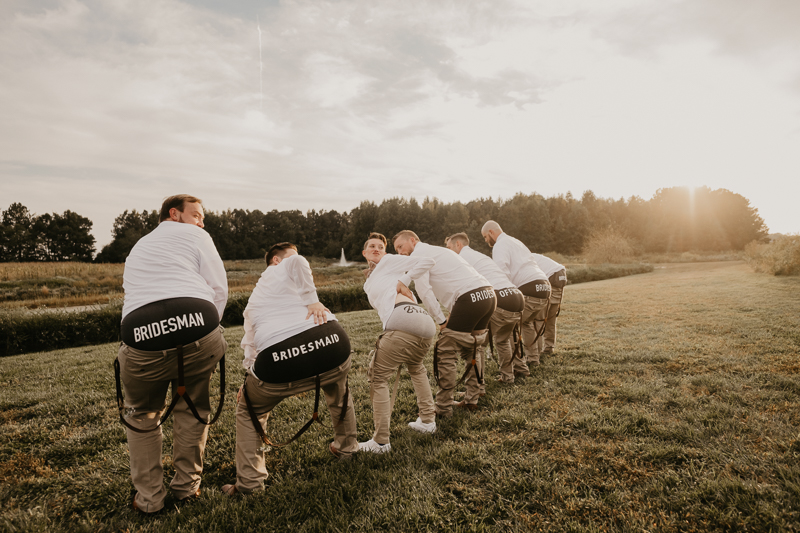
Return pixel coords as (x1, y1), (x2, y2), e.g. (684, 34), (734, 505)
(358, 439), (391, 453)
(408, 417), (437, 434)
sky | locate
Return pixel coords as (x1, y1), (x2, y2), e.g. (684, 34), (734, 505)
(1, 0), (798, 250)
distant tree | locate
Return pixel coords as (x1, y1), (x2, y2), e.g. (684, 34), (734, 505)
(95, 210), (159, 263)
(496, 193), (553, 252)
(1, 203), (37, 261)
(644, 187), (768, 252)
(343, 201), (379, 258)
(34, 210), (95, 261)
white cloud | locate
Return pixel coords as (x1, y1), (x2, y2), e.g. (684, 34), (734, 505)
(1, 0), (799, 248)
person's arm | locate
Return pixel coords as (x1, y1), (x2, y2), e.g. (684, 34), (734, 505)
(492, 240), (513, 280)
(240, 311), (257, 371)
(197, 233), (229, 319)
(414, 272), (447, 325)
(285, 255), (330, 324)
(397, 256), (436, 288)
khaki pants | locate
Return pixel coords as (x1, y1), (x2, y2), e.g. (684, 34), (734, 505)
(536, 285), (564, 354)
(520, 296), (549, 366)
(367, 330), (434, 444)
(434, 328), (487, 415)
(490, 307), (524, 382)
(233, 357), (357, 494)
(118, 327), (227, 513)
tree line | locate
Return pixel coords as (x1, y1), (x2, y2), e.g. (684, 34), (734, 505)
(1, 187), (768, 263)
(0, 203), (95, 262)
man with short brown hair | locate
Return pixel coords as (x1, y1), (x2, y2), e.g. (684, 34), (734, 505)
(223, 242), (357, 494)
(119, 194), (228, 514)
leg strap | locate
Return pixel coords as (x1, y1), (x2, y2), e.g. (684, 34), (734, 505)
(115, 343), (226, 433)
(487, 323), (495, 359)
(511, 322), (523, 362)
(242, 372), (349, 449)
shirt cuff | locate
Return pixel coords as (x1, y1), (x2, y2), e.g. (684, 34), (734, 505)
(398, 274), (411, 287)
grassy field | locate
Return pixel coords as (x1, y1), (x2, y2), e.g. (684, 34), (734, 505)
(1, 261), (799, 531)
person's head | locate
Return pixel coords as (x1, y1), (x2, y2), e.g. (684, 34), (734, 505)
(362, 232), (387, 264)
(392, 230), (419, 256)
(160, 194), (204, 228)
(481, 220), (503, 247)
(265, 242), (298, 266)
(445, 232), (469, 254)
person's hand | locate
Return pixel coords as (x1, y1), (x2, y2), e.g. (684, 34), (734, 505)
(396, 281), (414, 300)
(438, 318), (448, 331)
(306, 302), (330, 324)
(237, 385), (243, 403)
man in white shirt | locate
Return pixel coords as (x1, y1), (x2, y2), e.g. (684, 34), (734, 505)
(481, 220), (551, 370)
(393, 230), (496, 416)
(223, 243), (357, 495)
(445, 233), (526, 384)
(118, 194), (228, 514)
(531, 253), (567, 358)
(359, 233), (438, 454)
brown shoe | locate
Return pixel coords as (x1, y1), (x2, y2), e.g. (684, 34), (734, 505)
(329, 443), (352, 461)
(221, 484), (239, 496)
(454, 400), (478, 412)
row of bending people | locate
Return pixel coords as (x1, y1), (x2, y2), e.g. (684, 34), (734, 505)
(117, 194), (565, 512)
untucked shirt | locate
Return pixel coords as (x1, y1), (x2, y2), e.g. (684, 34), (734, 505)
(122, 222), (228, 320)
(240, 254), (336, 372)
(491, 232), (548, 288)
(532, 253), (565, 278)
(399, 242), (490, 324)
(458, 246), (516, 291)
(363, 254), (435, 329)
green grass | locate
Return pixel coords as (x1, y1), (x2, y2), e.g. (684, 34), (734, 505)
(2, 261), (800, 531)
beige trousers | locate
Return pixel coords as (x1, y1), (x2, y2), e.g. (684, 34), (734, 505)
(118, 327), (227, 513)
(535, 285), (564, 354)
(520, 296), (549, 366)
(233, 357), (357, 494)
(490, 307), (524, 382)
(367, 330), (435, 444)
(434, 328), (487, 415)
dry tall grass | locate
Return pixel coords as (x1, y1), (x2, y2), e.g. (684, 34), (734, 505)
(744, 235), (800, 275)
(0, 262), (124, 281)
(581, 229), (635, 264)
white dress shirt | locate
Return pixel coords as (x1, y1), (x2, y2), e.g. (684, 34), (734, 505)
(240, 254), (336, 372)
(458, 246), (516, 291)
(399, 242), (490, 324)
(363, 254), (435, 329)
(491, 232), (547, 288)
(122, 221), (228, 320)
(531, 253), (565, 278)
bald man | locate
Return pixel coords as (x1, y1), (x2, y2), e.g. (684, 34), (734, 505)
(445, 233), (526, 384)
(393, 230), (496, 416)
(481, 221), (551, 370)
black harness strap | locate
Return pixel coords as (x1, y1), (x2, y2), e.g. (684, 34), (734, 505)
(511, 321), (523, 362)
(487, 324), (496, 359)
(454, 336), (483, 389)
(432, 337), (441, 386)
(242, 372), (349, 449)
(530, 302), (550, 346)
(115, 343), (225, 434)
